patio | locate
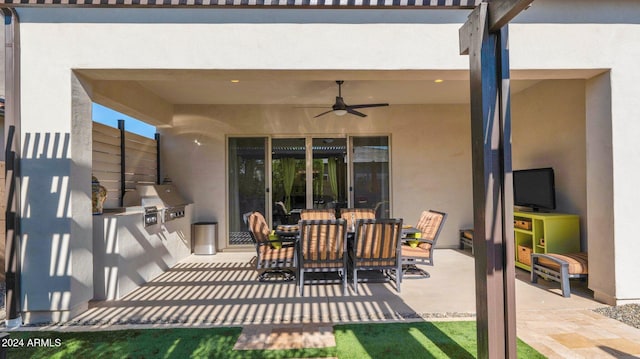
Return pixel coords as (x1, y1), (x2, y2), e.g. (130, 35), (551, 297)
(12, 249), (637, 357)
(74, 249), (599, 327)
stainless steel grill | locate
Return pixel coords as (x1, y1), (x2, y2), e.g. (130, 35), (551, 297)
(143, 206), (160, 227)
(131, 184), (189, 226)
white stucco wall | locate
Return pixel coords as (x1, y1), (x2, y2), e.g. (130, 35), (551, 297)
(585, 72), (616, 305)
(9, 0), (640, 322)
(511, 1), (640, 304)
(161, 103), (474, 252)
(512, 80), (587, 235)
(163, 81), (587, 252)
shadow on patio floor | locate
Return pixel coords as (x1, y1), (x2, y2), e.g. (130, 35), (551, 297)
(70, 249), (603, 327)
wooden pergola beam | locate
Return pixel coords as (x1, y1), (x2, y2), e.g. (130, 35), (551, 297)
(488, 0), (534, 31)
(460, 0), (530, 357)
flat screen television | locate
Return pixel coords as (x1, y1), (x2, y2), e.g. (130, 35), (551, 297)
(513, 167), (556, 211)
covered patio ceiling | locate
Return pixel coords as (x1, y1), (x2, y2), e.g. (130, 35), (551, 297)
(76, 68), (606, 127)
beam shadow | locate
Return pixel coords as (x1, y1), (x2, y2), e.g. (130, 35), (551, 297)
(69, 256), (475, 328)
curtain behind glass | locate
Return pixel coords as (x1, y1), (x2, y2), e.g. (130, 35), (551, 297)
(328, 157), (338, 200)
(281, 158), (296, 212)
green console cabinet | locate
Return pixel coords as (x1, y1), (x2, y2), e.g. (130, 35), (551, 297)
(513, 211), (580, 271)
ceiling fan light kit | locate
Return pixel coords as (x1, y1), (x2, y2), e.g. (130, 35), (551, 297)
(312, 80), (389, 118)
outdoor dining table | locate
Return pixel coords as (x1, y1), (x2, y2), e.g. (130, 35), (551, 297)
(347, 224), (419, 244)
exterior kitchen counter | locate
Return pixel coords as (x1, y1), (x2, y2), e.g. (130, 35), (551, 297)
(101, 207), (145, 215)
(93, 204), (193, 301)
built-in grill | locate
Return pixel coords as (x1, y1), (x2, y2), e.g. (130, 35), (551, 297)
(126, 184), (189, 227)
(143, 206), (160, 227)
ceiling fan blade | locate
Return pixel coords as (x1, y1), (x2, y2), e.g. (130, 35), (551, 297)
(347, 103), (389, 110)
(347, 108), (367, 117)
(314, 109), (336, 118)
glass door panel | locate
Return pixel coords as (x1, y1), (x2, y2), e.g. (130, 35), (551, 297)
(271, 138), (306, 227)
(228, 137), (267, 245)
(312, 138), (348, 214)
(351, 136), (390, 218)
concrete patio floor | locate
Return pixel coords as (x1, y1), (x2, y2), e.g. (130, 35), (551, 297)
(29, 249), (640, 357)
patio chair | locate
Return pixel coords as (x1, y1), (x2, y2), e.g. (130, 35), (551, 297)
(297, 219), (348, 296)
(273, 201), (291, 225)
(400, 210), (447, 280)
(339, 208), (376, 232)
(373, 201), (390, 218)
(300, 208), (336, 220)
(247, 211), (296, 282)
(350, 218), (403, 294)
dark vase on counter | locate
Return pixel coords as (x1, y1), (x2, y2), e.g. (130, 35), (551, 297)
(92, 175), (107, 215)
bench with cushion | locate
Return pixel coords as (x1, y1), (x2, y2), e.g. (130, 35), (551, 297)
(531, 252), (588, 297)
(459, 229), (474, 254)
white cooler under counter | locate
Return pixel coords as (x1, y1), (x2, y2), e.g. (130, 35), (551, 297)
(93, 204), (193, 301)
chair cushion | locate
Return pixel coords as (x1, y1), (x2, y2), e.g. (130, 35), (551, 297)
(401, 243), (432, 258)
(300, 209), (336, 220)
(355, 225), (397, 259)
(302, 260), (345, 269)
(301, 224), (345, 258)
(248, 212), (271, 243)
(276, 224), (300, 233)
(415, 211), (444, 240)
(340, 208), (375, 229)
(537, 252), (588, 275)
(354, 259), (397, 267)
(259, 245), (295, 262)
(461, 230), (474, 240)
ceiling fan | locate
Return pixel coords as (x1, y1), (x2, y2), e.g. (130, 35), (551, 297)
(313, 81), (389, 118)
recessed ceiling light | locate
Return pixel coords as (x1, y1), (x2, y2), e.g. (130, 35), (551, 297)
(434, 79), (444, 83)
(230, 80), (240, 83)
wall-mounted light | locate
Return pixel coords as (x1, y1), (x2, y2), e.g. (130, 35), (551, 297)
(434, 79), (444, 83)
(230, 80), (240, 83)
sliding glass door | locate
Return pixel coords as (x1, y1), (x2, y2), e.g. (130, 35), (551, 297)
(271, 138), (306, 226)
(228, 135), (390, 245)
(312, 138), (348, 212)
(351, 136), (391, 218)
(271, 137), (347, 226)
(228, 137), (267, 245)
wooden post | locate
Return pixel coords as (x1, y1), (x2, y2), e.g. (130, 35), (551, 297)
(118, 119), (125, 207)
(155, 133), (161, 184)
(460, 3), (516, 358)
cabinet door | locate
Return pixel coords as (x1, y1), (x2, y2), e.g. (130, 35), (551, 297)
(544, 218), (581, 253)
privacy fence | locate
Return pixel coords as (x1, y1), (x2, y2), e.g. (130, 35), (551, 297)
(92, 120), (159, 209)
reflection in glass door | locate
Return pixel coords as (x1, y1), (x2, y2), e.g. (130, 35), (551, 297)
(270, 137), (347, 227)
(229, 136), (383, 242)
(271, 138), (306, 226)
(312, 138), (348, 213)
(351, 136), (390, 218)
(228, 137), (267, 245)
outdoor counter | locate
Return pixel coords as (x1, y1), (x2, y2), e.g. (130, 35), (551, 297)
(92, 204), (193, 300)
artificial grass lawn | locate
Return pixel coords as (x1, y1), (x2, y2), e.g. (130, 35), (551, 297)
(334, 322), (544, 359)
(7, 322), (544, 358)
